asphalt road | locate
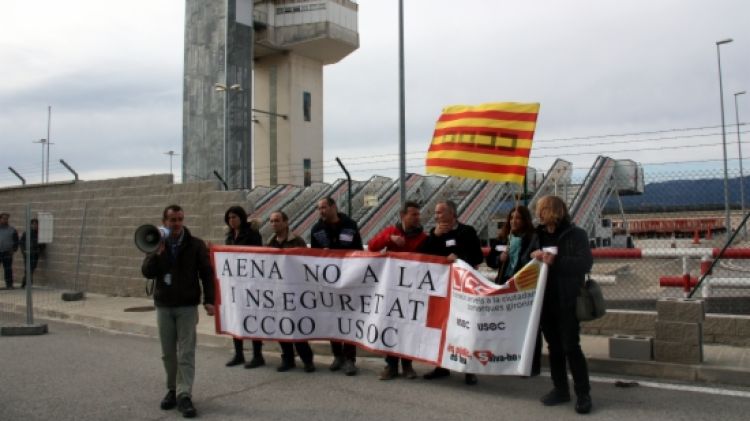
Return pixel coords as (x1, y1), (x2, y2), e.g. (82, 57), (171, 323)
(1, 319), (749, 421)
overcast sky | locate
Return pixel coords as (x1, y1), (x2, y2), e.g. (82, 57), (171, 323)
(1, 0), (749, 188)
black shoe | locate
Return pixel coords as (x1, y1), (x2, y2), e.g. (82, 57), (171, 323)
(177, 395), (197, 418)
(541, 389), (571, 406)
(160, 390), (177, 410)
(464, 373), (478, 385)
(20, 282), (26, 289)
(343, 360), (358, 376)
(244, 355), (265, 369)
(329, 356), (345, 371)
(277, 360), (296, 372)
(226, 354), (245, 367)
(575, 394), (592, 414)
(423, 367), (450, 380)
(303, 362), (316, 373)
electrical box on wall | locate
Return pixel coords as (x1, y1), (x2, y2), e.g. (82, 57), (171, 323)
(37, 212), (53, 244)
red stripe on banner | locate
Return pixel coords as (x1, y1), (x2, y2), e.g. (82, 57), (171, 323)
(432, 127), (535, 140)
(427, 141), (531, 156)
(211, 245), (450, 264)
(438, 110), (539, 122)
(425, 158), (527, 176)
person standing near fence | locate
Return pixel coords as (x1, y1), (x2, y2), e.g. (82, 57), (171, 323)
(222, 206), (265, 369)
(486, 205), (542, 377)
(20, 218), (45, 289)
(0, 213), (19, 289)
(419, 200), (484, 385)
(531, 195), (593, 414)
(141, 204), (214, 418)
(368, 200), (427, 380)
(310, 196), (363, 376)
(267, 210), (316, 373)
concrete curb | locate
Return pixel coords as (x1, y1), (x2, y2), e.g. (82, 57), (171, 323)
(587, 357), (750, 387)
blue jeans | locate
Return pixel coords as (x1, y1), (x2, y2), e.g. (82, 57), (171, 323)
(1, 252), (13, 287)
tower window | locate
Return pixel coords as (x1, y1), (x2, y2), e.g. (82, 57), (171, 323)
(303, 91), (311, 122)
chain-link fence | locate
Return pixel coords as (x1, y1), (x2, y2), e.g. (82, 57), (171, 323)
(0, 204), (86, 330)
(586, 167), (749, 315)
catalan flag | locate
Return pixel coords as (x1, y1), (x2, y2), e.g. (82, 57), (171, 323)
(425, 102), (540, 184)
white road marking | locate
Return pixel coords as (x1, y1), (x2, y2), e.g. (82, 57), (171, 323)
(590, 375), (750, 398)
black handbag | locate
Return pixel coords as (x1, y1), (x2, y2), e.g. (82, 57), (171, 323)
(576, 275), (606, 321)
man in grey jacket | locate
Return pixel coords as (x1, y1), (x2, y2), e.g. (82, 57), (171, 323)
(0, 213), (19, 289)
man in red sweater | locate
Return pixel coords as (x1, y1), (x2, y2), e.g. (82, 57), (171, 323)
(367, 200), (427, 380)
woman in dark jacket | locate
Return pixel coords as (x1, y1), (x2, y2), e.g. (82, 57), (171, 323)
(531, 195), (593, 414)
(486, 205), (537, 284)
(486, 205), (542, 377)
(223, 206), (264, 369)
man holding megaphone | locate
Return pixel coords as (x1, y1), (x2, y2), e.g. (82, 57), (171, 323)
(141, 204), (214, 419)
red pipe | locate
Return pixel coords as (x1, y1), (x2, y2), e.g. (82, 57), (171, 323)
(659, 275), (698, 287)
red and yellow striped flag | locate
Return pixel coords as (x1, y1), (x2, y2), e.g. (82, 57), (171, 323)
(425, 102), (540, 184)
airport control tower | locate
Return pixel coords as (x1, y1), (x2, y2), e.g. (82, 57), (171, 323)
(183, 0), (359, 189)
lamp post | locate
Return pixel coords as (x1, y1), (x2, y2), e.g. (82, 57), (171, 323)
(215, 83), (242, 189)
(32, 138), (46, 183)
(716, 38), (733, 236)
(398, 0), (406, 207)
(735, 90), (747, 237)
(164, 150), (180, 176)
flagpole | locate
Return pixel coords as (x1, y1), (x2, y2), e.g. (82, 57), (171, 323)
(398, 0), (406, 207)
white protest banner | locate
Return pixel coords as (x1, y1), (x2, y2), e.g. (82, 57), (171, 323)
(439, 259), (547, 375)
(211, 246), (451, 364)
(210, 246), (547, 375)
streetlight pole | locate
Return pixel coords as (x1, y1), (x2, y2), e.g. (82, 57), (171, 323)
(215, 83), (242, 189)
(46, 106), (51, 183)
(735, 90), (747, 238)
(716, 38), (733, 236)
(32, 138), (46, 183)
(398, 0), (406, 208)
(164, 150), (180, 177)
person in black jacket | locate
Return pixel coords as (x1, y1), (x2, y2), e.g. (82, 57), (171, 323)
(20, 218), (46, 288)
(530, 195), (593, 415)
(268, 210), (316, 373)
(486, 205), (541, 377)
(141, 204), (214, 418)
(310, 196), (363, 376)
(222, 206), (264, 369)
(419, 200), (483, 386)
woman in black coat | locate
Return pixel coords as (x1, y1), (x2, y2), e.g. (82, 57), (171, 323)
(531, 196), (593, 414)
(223, 206), (264, 369)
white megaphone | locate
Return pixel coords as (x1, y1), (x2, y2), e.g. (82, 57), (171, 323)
(134, 224), (170, 253)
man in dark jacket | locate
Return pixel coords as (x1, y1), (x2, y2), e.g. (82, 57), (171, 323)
(310, 197), (363, 376)
(142, 205), (214, 419)
(419, 200), (483, 385)
(268, 210), (316, 373)
(20, 218), (46, 288)
(0, 212), (19, 289)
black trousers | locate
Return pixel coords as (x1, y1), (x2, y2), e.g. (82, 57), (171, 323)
(233, 338), (263, 356)
(540, 302), (590, 396)
(330, 341), (356, 361)
(385, 355), (413, 369)
(280, 341), (314, 364)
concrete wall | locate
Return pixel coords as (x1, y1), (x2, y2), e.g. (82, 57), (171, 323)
(582, 310), (750, 347)
(0, 175), (250, 297)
